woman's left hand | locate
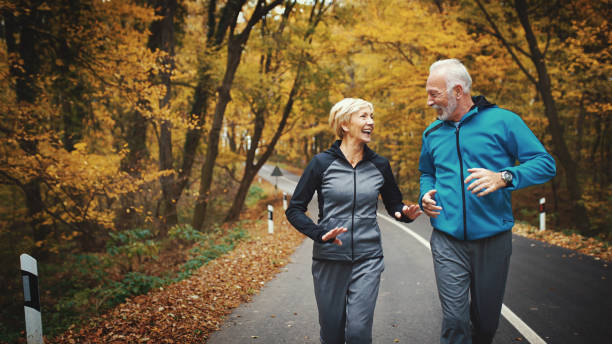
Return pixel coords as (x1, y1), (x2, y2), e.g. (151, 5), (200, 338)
(395, 204), (423, 220)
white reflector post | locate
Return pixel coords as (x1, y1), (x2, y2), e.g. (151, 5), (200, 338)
(268, 204), (274, 234)
(20, 254), (43, 344)
(539, 197), (546, 231)
(283, 192), (288, 210)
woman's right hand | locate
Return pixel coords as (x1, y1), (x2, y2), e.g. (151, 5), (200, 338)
(321, 227), (348, 246)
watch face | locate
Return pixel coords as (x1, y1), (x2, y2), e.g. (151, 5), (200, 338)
(502, 171), (512, 183)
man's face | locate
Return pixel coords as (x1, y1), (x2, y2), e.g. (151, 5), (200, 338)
(426, 73), (456, 121)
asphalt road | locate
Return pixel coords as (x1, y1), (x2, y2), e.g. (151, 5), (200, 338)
(208, 165), (611, 344)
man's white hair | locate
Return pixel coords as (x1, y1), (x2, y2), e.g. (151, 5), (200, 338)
(429, 59), (472, 94)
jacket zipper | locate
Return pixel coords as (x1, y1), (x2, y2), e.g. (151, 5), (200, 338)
(351, 167), (356, 261)
(455, 125), (467, 240)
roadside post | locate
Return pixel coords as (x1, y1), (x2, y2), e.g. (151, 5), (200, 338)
(271, 166), (283, 191)
(20, 254), (43, 344)
(283, 192), (288, 210)
(268, 205), (274, 234)
(539, 197), (546, 231)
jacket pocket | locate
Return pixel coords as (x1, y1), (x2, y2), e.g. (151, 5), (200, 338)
(316, 218), (351, 253)
(353, 217), (381, 251)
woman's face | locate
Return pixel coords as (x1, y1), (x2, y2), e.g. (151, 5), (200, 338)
(343, 107), (375, 144)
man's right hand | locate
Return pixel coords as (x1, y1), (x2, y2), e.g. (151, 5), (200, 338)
(422, 189), (442, 218)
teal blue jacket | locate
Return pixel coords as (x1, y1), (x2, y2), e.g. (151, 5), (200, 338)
(418, 96), (556, 240)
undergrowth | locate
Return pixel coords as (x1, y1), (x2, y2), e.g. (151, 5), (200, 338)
(1, 183), (266, 343)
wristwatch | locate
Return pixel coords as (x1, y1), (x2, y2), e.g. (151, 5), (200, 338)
(500, 170), (513, 186)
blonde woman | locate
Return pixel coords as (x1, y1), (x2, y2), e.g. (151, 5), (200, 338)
(286, 98), (422, 343)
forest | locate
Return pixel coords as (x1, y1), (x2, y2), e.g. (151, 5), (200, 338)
(0, 0), (609, 341)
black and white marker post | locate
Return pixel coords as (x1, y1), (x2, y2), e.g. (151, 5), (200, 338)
(282, 192), (288, 210)
(271, 166), (283, 191)
(539, 197), (546, 231)
(268, 205), (274, 234)
(20, 253), (43, 344)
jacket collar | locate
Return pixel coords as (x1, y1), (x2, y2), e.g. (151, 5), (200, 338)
(329, 139), (377, 162)
(450, 95), (496, 125)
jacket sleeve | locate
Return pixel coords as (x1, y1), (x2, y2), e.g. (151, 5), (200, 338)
(285, 158), (328, 243)
(418, 132), (436, 209)
(379, 160), (413, 223)
(501, 113), (556, 190)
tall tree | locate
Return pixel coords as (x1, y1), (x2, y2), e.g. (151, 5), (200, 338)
(169, 0), (222, 217)
(149, 0), (181, 234)
(1, 0), (157, 248)
(192, 0), (283, 231)
(1, 0), (48, 248)
(469, 0), (591, 232)
(224, 0), (333, 221)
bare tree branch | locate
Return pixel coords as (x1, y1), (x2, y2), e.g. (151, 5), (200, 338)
(473, 0), (538, 86)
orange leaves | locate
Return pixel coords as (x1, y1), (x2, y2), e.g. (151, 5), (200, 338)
(513, 223), (612, 262)
(53, 195), (305, 343)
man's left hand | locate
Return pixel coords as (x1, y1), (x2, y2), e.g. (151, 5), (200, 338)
(465, 168), (506, 197)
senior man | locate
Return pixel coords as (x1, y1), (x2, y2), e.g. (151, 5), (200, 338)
(418, 58), (556, 344)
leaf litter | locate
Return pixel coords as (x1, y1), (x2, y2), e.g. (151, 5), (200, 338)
(53, 192), (305, 344)
(513, 223), (611, 262)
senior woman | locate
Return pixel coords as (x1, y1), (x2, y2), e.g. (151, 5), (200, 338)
(286, 98), (422, 344)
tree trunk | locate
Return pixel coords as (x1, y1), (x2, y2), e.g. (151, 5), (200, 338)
(515, 0), (591, 233)
(550, 175), (559, 228)
(176, 71), (211, 196)
(225, 168), (260, 221)
(192, 46), (241, 230)
(117, 110), (149, 230)
(3, 7), (50, 252)
(224, 106), (266, 222)
(150, 0), (179, 235)
(192, 0), (282, 230)
(225, 69), (301, 222)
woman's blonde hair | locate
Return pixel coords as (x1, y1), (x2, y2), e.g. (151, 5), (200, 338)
(329, 98), (374, 139)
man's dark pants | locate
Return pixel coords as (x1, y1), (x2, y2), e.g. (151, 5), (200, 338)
(430, 229), (512, 344)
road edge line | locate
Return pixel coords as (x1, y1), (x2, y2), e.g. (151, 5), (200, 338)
(501, 305), (546, 344)
(377, 213), (547, 344)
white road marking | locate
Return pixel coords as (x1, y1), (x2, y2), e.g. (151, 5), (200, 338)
(501, 305), (547, 344)
(377, 212), (431, 249)
(377, 214), (547, 344)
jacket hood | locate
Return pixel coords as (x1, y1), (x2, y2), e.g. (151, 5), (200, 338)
(458, 95), (497, 124)
(472, 95), (496, 110)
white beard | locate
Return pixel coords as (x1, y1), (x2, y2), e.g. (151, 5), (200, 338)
(434, 92), (457, 121)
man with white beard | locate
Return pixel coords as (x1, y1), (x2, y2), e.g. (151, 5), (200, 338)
(418, 59), (556, 344)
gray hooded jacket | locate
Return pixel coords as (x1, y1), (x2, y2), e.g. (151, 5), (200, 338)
(286, 140), (413, 262)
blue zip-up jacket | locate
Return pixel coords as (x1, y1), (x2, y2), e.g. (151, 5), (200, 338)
(418, 96), (556, 240)
(286, 140), (413, 262)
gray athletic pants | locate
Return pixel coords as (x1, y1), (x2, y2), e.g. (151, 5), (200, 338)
(311, 257), (384, 344)
(430, 229), (512, 344)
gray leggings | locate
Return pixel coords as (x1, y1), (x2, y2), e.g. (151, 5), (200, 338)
(312, 257), (384, 344)
(431, 229), (512, 344)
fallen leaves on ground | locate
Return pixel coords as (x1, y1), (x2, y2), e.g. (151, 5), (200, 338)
(513, 223), (611, 262)
(52, 192), (305, 344)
